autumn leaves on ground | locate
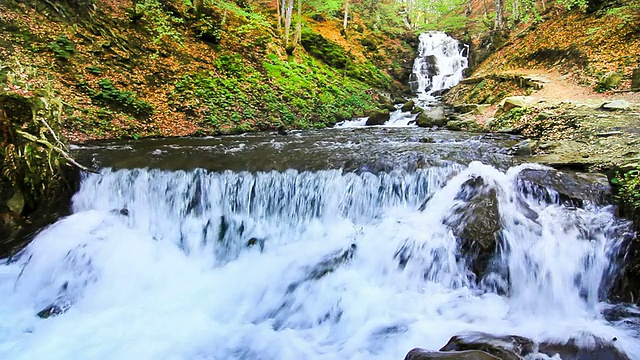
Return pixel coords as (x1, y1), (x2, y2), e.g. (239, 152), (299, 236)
(0, 0), (415, 142)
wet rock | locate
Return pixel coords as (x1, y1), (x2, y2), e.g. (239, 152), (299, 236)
(597, 72), (623, 91)
(453, 104), (478, 114)
(600, 100), (630, 111)
(246, 237), (265, 252)
(277, 125), (289, 135)
(412, 106), (424, 114)
(401, 100), (416, 112)
(442, 177), (501, 276)
(416, 107), (447, 128)
(37, 303), (70, 319)
(366, 109), (391, 126)
(632, 68), (640, 90)
(512, 139), (537, 156)
(516, 168), (611, 206)
(288, 244), (358, 293)
(539, 337), (630, 360)
(440, 332), (534, 360)
(405, 348), (500, 360)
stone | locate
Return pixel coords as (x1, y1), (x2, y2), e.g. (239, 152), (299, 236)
(598, 72), (623, 91)
(453, 104), (478, 114)
(440, 332), (534, 360)
(412, 106), (424, 114)
(499, 96), (533, 112)
(600, 100), (630, 111)
(365, 109), (390, 126)
(401, 100), (416, 112)
(512, 139), (537, 156)
(539, 337), (630, 360)
(416, 107), (447, 128)
(632, 68), (640, 90)
(442, 177), (501, 275)
(516, 168), (611, 206)
(446, 119), (478, 131)
(404, 349), (500, 360)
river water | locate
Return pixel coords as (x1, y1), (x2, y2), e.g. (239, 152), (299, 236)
(0, 126), (639, 359)
(1, 32), (639, 359)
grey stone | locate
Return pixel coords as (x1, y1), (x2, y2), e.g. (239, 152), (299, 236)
(440, 332), (534, 360)
(416, 107), (447, 127)
(600, 100), (630, 111)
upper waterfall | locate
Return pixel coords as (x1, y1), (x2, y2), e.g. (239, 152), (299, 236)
(409, 32), (469, 100)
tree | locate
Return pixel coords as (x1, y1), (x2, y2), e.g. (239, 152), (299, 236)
(494, 0), (504, 30)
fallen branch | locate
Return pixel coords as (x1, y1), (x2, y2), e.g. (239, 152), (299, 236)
(16, 130), (99, 174)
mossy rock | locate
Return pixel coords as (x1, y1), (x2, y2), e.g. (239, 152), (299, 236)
(365, 109), (390, 125)
(401, 99), (415, 112)
(596, 72), (623, 92)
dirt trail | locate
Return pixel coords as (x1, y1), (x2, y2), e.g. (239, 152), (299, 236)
(502, 69), (640, 106)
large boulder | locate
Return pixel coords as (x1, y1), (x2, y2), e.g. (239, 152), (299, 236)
(416, 107), (447, 128)
(405, 349), (500, 360)
(365, 109), (390, 126)
(516, 168), (611, 206)
(539, 337), (630, 360)
(441, 177), (501, 276)
(494, 96), (534, 117)
(440, 332), (533, 360)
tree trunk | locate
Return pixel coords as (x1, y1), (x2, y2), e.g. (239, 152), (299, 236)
(343, 0), (349, 32)
(284, 0), (294, 46)
(294, 0), (301, 46)
(276, 0), (282, 33)
(494, 0), (504, 30)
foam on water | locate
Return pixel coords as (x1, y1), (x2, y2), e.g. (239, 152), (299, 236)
(0, 162), (638, 359)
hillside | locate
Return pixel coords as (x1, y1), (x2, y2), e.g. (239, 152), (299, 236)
(0, 0), (416, 142)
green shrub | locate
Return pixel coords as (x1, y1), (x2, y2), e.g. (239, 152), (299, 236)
(47, 35), (75, 60)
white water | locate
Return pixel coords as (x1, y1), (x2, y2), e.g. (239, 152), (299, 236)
(337, 32), (468, 128)
(409, 32), (468, 100)
(0, 162), (638, 359)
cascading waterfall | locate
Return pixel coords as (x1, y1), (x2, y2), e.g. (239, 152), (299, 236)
(337, 32), (468, 128)
(409, 32), (469, 99)
(0, 161), (638, 359)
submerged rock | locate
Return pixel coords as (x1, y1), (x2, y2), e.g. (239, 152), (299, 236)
(366, 109), (391, 126)
(405, 348), (500, 360)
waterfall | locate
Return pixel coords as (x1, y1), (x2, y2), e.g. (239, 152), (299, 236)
(0, 162), (637, 359)
(409, 32), (469, 99)
(336, 32), (468, 128)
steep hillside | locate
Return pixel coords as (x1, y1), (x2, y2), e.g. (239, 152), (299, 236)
(0, 0), (416, 142)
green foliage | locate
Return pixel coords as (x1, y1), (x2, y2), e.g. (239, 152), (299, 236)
(411, 0), (469, 32)
(612, 167), (640, 224)
(300, 29), (348, 69)
(47, 35), (75, 60)
(557, 0), (588, 10)
(490, 107), (530, 130)
(132, 0), (184, 44)
(78, 79), (154, 117)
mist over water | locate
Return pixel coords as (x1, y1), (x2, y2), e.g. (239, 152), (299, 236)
(1, 160), (638, 359)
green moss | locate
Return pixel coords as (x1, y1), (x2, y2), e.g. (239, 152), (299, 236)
(78, 79), (154, 117)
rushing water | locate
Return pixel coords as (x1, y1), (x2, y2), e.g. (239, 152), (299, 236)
(0, 127), (639, 359)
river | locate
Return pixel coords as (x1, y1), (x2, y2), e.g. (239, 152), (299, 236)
(0, 32), (639, 360)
